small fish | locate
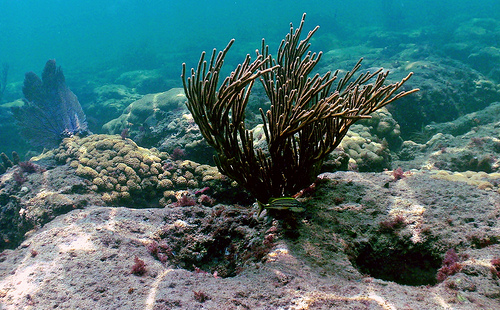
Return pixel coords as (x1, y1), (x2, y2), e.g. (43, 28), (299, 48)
(257, 197), (305, 215)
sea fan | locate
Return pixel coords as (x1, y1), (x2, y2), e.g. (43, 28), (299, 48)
(12, 60), (89, 149)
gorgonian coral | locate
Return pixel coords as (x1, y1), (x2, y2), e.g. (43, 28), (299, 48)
(12, 60), (89, 149)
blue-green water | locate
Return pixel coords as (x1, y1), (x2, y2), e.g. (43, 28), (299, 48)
(1, 0), (500, 156)
(1, 0), (498, 81)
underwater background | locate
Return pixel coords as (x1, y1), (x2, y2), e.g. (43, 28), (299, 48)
(3, 3), (500, 307)
(1, 0), (500, 157)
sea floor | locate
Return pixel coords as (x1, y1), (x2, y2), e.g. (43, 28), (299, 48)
(1, 167), (499, 309)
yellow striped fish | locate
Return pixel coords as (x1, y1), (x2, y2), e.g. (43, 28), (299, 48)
(257, 197), (305, 215)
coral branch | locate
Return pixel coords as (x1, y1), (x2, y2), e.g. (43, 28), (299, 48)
(182, 13), (418, 204)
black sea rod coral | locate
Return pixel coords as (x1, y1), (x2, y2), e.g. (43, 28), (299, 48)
(12, 59), (89, 148)
(182, 14), (418, 205)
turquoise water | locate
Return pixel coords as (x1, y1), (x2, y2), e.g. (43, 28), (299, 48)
(0, 0), (500, 155)
(1, 0), (497, 81)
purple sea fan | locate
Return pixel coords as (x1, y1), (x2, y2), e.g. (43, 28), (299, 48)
(12, 60), (89, 149)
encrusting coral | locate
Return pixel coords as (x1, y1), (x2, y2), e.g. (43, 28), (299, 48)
(54, 134), (168, 204)
(53, 134), (227, 205)
(339, 129), (391, 172)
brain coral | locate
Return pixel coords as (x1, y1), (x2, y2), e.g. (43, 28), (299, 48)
(54, 134), (169, 205)
(339, 128), (391, 172)
(54, 134), (227, 206)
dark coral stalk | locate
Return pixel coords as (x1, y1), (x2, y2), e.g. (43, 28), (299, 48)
(182, 14), (418, 204)
(0, 152), (13, 168)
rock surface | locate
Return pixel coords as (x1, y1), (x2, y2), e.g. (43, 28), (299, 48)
(1, 169), (500, 309)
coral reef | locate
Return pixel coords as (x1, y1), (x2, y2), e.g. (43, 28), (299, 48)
(2, 167), (500, 308)
(289, 170), (500, 289)
(424, 101), (500, 137)
(102, 90), (215, 164)
(147, 112), (215, 164)
(443, 18), (500, 78)
(182, 14), (417, 204)
(4, 13), (500, 310)
(430, 170), (500, 193)
(394, 101), (500, 174)
(316, 108), (402, 173)
(0, 163), (95, 251)
(115, 69), (170, 95)
(0, 151), (19, 174)
(358, 107), (403, 150)
(102, 88), (186, 138)
(52, 134), (240, 206)
(436, 249), (463, 282)
(11, 60), (89, 149)
(318, 24), (500, 139)
(149, 204), (277, 278)
(85, 84), (141, 129)
(337, 127), (391, 172)
(0, 133), (244, 251)
(54, 134), (169, 205)
(389, 58), (500, 137)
